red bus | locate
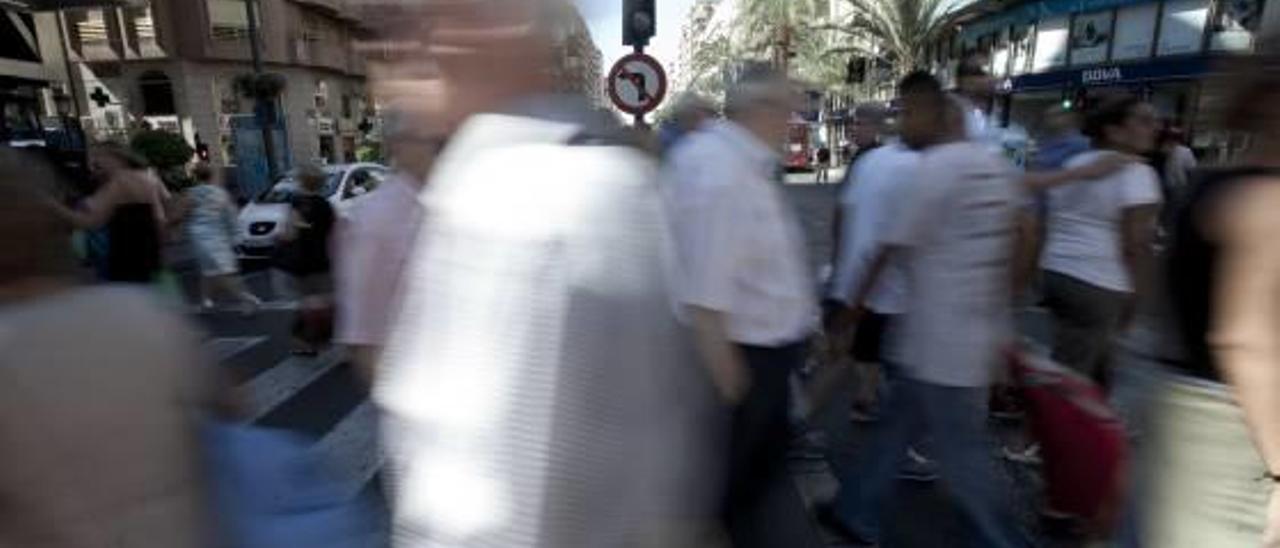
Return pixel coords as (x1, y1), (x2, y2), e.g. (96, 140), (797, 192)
(785, 116), (812, 171)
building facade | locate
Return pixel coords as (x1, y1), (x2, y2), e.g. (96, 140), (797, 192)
(57, 0), (371, 167)
(0, 0), (85, 145)
(925, 0), (1276, 161)
(548, 2), (603, 107)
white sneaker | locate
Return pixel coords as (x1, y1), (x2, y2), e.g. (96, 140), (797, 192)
(1002, 443), (1043, 465)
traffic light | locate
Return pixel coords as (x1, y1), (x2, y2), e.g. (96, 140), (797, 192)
(623, 0), (656, 48)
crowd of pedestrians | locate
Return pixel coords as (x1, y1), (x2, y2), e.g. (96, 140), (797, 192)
(6, 1), (1280, 547)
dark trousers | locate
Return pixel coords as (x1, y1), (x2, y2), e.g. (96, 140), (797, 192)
(1042, 271), (1129, 390)
(723, 339), (806, 546)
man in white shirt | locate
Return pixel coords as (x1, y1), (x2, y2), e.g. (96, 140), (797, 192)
(819, 72), (1029, 548)
(370, 3), (720, 545)
(828, 142), (917, 422)
(666, 67), (816, 545)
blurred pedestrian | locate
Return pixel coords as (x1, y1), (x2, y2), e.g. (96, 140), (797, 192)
(274, 162), (336, 355)
(335, 104), (443, 383)
(658, 93), (716, 157)
(1040, 96), (1162, 390)
(815, 145), (832, 183)
(186, 163), (260, 312)
(831, 103), (888, 260)
(369, 1), (721, 545)
(1153, 126), (1198, 230)
(53, 142), (170, 283)
(1157, 127), (1196, 194)
(818, 73), (1028, 548)
(825, 134), (940, 480)
(666, 67), (816, 546)
(0, 147), (211, 547)
(1157, 50), (1280, 548)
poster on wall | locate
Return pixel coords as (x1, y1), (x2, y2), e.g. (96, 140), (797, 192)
(1033, 16), (1070, 71)
(1070, 11), (1114, 65)
(1210, 0), (1261, 51)
(1157, 0), (1209, 56)
(1112, 4), (1159, 60)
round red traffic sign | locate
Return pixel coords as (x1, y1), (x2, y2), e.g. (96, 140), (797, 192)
(606, 53), (668, 116)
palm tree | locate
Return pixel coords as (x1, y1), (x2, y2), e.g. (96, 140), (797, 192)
(732, 0), (828, 74)
(828, 0), (961, 81)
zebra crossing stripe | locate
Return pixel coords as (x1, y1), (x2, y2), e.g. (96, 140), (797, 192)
(242, 347), (347, 423)
(204, 336), (269, 362)
(311, 401), (384, 500)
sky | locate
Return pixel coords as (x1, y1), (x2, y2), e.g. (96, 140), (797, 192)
(579, 0), (698, 81)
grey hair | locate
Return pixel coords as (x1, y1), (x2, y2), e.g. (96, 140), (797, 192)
(724, 64), (793, 118)
(670, 93), (716, 120)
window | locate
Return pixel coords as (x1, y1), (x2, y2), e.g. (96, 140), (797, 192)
(1113, 4), (1159, 60)
(68, 10), (110, 49)
(314, 80), (329, 111)
(207, 0), (250, 41)
(139, 71), (176, 115)
(124, 5), (158, 52)
(1070, 10), (1114, 65)
(1033, 16), (1070, 70)
(1158, 0), (1210, 56)
(0, 11), (40, 63)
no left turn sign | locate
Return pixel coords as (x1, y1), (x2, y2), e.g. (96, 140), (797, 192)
(607, 53), (667, 116)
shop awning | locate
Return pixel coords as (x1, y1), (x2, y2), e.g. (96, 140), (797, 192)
(1007, 57), (1211, 92)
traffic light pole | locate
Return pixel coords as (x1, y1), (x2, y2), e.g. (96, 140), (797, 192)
(632, 44), (647, 129)
(623, 0), (655, 129)
(245, 0), (279, 182)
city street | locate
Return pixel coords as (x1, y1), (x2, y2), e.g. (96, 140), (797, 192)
(191, 177), (1155, 547)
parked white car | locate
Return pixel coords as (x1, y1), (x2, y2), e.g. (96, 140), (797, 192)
(236, 163), (389, 258)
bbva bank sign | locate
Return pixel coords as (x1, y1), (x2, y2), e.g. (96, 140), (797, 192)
(1080, 67), (1124, 84)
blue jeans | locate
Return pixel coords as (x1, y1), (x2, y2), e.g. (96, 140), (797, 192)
(831, 373), (1028, 548)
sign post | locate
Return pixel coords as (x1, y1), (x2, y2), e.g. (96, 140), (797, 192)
(607, 52), (667, 128)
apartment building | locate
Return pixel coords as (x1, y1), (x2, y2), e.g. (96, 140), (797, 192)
(58, 0), (371, 166)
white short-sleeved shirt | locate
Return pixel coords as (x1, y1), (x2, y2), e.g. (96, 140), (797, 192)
(1041, 150), (1162, 292)
(884, 141), (1019, 387)
(335, 173), (425, 347)
(830, 143), (919, 314)
(666, 120), (816, 346)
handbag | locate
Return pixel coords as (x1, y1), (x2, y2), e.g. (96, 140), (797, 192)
(1005, 347), (1131, 537)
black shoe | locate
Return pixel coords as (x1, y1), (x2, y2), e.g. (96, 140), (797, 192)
(814, 503), (878, 547)
(1039, 509), (1086, 540)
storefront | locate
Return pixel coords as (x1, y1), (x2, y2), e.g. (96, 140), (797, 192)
(934, 0), (1271, 162)
(1005, 56), (1209, 129)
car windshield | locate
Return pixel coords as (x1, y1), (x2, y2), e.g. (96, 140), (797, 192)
(257, 171), (343, 204)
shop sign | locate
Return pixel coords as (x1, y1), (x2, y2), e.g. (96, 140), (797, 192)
(1080, 66), (1124, 84)
(1010, 56), (1208, 91)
